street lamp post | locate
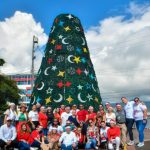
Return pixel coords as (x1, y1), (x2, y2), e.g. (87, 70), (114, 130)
(31, 35), (38, 92)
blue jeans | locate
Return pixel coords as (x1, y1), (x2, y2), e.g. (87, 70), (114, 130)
(42, 128), (48, 136)
(31, 140), (41, 148)
(18, 141), (30, 150)
(126, 118), (134, 141)
(136, 120), (147, 142)
(61, 144), (72, 150)
(85, 138), (97, 149)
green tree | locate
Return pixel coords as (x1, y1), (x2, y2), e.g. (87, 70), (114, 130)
(31, 14), (102, 109)
(0, 59), (20, 111)
(0, 59), (5, 66)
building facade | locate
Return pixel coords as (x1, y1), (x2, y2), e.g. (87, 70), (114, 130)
(8, 74), (35, 104)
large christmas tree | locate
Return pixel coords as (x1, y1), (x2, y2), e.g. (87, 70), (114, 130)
(31, 14), (102, 109)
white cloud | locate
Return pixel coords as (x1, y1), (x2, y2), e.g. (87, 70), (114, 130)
(86, 2), (150, 101)
(0, 11), (48, 74)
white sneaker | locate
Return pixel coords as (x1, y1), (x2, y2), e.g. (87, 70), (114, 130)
(127, 140), (134, 146)
(137, 142), (144, 147)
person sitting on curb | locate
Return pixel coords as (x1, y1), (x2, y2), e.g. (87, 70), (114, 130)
(0, 117), (17, 149)
(107, 119), (121, 150)
(59, 125), (77, 150)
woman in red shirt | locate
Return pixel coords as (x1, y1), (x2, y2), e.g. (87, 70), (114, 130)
(107, 119), (121, 150)
(38, 106), (48, 136)
(54, 108), (61, 123)
(85, 106), (96, 124)
(17, 123), (31, 150)
(29, 125), (45, 149)
(47, 127), (60, 149)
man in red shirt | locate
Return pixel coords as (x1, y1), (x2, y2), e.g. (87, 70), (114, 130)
(38, 106), (48, 136)
(107, 119), (121, 150)
(76, 104), (88, 123)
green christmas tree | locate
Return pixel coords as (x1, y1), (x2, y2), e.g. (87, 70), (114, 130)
(31, 14), (102, 109)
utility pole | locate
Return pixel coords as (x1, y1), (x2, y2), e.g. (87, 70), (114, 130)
(31, 35), (38, 92)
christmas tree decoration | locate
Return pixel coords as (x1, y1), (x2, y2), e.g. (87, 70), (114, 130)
(31, 14), (102, 109)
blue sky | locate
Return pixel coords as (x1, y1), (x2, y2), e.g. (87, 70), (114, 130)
(0, 0), (149, 33)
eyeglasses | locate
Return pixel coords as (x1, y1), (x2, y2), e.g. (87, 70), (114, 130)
(134, 100), (139, 102)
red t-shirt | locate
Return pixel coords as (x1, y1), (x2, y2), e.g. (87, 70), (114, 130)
(54, 113), (61, 122)
(29, 130), (44, 144)
(17, 131), (30, 142)
(87, 112), (96, 121)
(107, 126), (120, 141)
(77, 110), (88, 122)
(38, 112), (48, 128)
(59, 109), (65, 115)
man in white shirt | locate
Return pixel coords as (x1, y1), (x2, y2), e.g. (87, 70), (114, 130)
(59, 125), (77, 150)
(133, 97), (147, 147)
(61, 106), (71, 127)
(121, 97), (134, 146)
(0, 117), (17, 149)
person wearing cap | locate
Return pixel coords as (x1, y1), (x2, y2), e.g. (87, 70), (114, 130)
(133, 97), (148, 147)
(76, 104), (88, 123)
(115, 103), (127, 149)
(121, 97), (135, 146)
(59, 125), (77, 150)
(61, 106), (72, 127)
(17, 103), (29, 131)
(29, 125), (44, 149)
(107, 119), (121, 150)
(4, 103), (18, 125)
(105, 102), (111, 110)
(0, 117), (17, 149)
(106, 107), (116, 127)
(38, 106), (48, 136)
(47, 127), (60, 149)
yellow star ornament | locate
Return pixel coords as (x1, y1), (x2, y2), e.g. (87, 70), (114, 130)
(66, 96), (73, 104)
(94, 97), (99, 103)
(73, 56), (81, 64)
(45, 97), (52, 104)
(83, 48), (88, 53)
(57, 71), (65, 77)
(64, 26), (71, 31)
(51, 39), (56, 44)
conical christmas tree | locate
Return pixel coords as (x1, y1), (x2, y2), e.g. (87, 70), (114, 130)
(31, 14), (102, 109)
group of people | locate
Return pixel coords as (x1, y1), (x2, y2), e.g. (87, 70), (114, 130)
(0, 97), (148, 150)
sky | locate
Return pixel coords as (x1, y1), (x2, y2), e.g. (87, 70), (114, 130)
(0, 0), (150, 102)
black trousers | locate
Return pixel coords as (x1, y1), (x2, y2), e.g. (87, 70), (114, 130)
(126, 118), (134, 141)
(0, 139), (17, 149)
